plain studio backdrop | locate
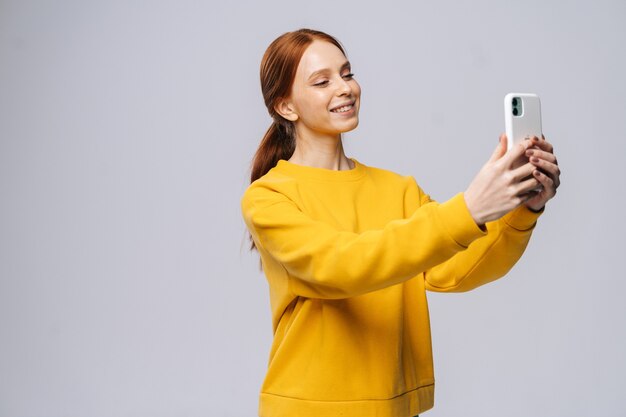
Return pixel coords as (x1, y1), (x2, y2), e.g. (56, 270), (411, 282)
(1, 1), (624, 416)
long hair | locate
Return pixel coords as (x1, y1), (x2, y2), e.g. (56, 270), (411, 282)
(247, 29), (347, 253)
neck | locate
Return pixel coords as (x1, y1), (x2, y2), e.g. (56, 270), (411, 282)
(288, 131), (353, 171)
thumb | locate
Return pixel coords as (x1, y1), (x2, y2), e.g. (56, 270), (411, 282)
(488, 133), (508, 162)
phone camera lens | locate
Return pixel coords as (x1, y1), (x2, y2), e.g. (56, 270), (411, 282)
(512, 108), (519, 116)
(512, 98), (518, 106)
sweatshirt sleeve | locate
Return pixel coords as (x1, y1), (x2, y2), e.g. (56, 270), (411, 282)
(411, 180), (544, 293)
(241, 184), (488, 299)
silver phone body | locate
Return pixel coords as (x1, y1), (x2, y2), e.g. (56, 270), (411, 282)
(504, 92), (542, 152)
(504, 93), (543, 190)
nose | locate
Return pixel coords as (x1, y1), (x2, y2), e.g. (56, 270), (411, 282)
(336, 75), (352, 96)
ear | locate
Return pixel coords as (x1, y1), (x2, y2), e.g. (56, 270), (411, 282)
(274, 98), (299, 122)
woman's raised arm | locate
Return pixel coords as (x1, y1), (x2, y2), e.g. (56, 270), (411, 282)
(242, 185), (487, 299)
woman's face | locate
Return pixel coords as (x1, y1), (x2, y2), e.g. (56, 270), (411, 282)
(278, 40), (361, 139)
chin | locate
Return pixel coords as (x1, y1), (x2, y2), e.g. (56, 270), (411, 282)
(329, 114), (359, 134)
(341, 119), (359, 133)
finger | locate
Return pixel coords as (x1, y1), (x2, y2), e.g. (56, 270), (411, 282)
(503, 137), (539, 168)
(529, 141), (559, 166)
(510, 161), (538, 182)
(529, 136), (554, 154)
(532, 169), (555, 196)
(525, 148), (557, 164)
(518, 189), (541, 203)
(489, 134), (508, 162)
(514, 174), (542, 196)
(529, 158), (561, 188)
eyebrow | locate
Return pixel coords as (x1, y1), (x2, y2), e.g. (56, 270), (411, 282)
(307, 61), (351, 81)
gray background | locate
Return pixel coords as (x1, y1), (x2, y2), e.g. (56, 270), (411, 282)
(1, 0), (624, 416)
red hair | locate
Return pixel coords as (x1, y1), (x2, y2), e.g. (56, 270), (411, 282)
(247, 29), (347, 253)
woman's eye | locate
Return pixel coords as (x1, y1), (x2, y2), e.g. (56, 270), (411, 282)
(314, 73), (354, 87)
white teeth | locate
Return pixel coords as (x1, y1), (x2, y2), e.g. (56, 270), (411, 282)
(331, 104), (353, 113)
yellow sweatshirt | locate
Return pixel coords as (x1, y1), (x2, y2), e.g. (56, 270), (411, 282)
(240, 157), (543, 417)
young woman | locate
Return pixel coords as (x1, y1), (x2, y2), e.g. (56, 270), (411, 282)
(241, 28), (560, 417)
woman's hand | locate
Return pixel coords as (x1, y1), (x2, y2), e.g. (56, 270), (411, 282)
(521, 135), (560, 212)
(464, 134), (544, 226)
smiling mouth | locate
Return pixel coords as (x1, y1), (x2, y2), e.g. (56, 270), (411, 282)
(330, 103), (354, 113)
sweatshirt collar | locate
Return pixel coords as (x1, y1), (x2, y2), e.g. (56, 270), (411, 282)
(274, 157), (366, 181)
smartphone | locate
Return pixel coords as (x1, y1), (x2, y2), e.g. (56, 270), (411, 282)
(504, 93), (542, 152)
(504, 92), (543, 190)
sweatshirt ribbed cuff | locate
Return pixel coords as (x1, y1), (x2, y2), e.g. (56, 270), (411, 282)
(437, 192), (488, 248)
(502, 204), (544, 231)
